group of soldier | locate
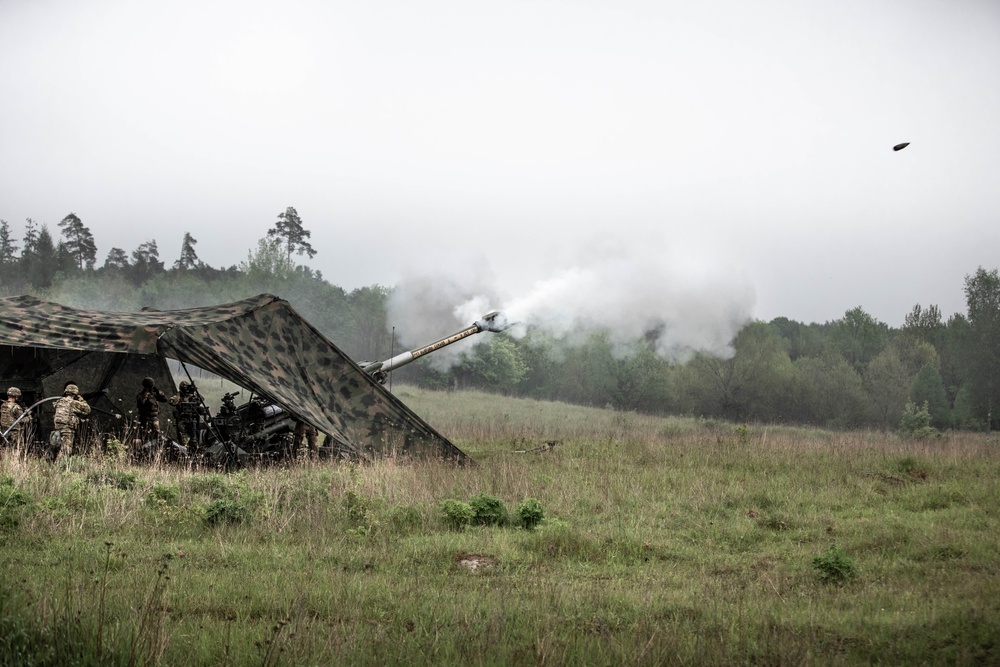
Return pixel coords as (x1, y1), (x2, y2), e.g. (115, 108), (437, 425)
(1, 382), (92, 460)
(135, 376), (202, 449)
(2, 376), (321, 461)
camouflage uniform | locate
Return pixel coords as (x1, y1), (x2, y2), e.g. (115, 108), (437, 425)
(293, 420), (319, 458)
(1, 387), (30, 446)
(51, 384), (91, 461)
(168, 380), (203, 448)
(136, 377), (168, 441)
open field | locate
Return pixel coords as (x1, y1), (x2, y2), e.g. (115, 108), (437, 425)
(2, 386), (999, 666)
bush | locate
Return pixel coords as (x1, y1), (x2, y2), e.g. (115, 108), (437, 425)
(103, 436), (128, 463)
(343, 490), (381, 535)
(439, 499), (475, 531)
(517, 498), (545, 530)
(0, 485), (31, 532)
(469, 493), (509, 527)
(188, 474), (232, 499)
(147, 484), (180, 506)
(899, 401), (938, 440)
(88, 470), (139, 491)
(204, 498), (254, 526)
(388, 504), (423, 533)
(813, 545), (856, 584)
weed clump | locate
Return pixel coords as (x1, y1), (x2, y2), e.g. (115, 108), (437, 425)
(102, 436), (128, 463)
(813, 545), (857, 584)
(343, 490), (382, 536)
(440, 499), (475, 530)
(147, 484), (180, 507)
(204, 498), (254, 526)
(188, 474), (232, 499)
(88, 470), (139, 491)
(387, 504), (423, 533)
(0, 483), (31, 532)
(517, 498), (545, 530)
(469, 492), (509, 526)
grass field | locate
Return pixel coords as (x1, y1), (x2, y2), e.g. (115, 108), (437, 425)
(2, 386), (998, 666)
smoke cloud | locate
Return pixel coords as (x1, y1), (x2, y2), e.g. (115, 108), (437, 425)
(386, 235), (756, 370)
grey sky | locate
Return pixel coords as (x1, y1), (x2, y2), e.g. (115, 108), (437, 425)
(2, 0), (998, 350)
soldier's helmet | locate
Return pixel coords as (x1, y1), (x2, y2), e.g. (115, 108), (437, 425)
(179, 381), (191, 390)
(142, 377), (155, 389)
(6, 387), (20, 398)
(65, 384), (80, 395)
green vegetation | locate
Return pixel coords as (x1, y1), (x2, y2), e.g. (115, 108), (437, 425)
(1, 388), (998, 665)
(3, 212), (1000, 432)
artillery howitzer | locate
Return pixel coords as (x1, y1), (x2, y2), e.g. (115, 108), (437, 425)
(361, 310), (508, 384)
(173, 310), (509, 464)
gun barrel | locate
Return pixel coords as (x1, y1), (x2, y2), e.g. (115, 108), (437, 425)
(363, 310), (506, 378)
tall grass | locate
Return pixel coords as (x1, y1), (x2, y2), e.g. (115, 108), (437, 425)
(1, 386), (998, 665)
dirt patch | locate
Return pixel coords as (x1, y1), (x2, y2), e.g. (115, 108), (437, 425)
(456, 552), (498, 573)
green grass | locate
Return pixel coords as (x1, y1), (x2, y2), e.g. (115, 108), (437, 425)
(1, 386), (998, 665)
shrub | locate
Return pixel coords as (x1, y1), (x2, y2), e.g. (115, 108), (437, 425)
(343, 490), (382, 535)
(188, 474), (232, 499)
(899, 401), (938, 440)
(812, 545), (856, 584)
(103, 436), (128, 463)
(388, 504), (423, 533)
(517, 498), (545, 530)
(147, 484), (180, 507)
(469, 493), (509, 527)
(439, 499), (475, 531)
(0, 485), (31, 531)
(88, 470), (139, 491)
(203, 498), (253, 526)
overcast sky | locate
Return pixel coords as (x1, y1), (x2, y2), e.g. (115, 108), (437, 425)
(2, 0), (998, 350)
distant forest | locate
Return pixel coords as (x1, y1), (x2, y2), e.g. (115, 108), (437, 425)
(2, 210), (999, 433)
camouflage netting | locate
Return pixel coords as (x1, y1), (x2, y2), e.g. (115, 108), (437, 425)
(0, 294), (467, 461)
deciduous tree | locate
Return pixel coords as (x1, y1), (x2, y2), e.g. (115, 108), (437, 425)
(910, 364), (951, 429)
(791, 354), (868, 428)
(831, 306), (888, 372)
(863, 346), (910, 429)
(963, 267), (1000, 430)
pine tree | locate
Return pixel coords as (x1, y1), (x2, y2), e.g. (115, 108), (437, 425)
(103, 247), (130, 270)
(130, 240), (164, 283)
(0, 220), (19, 265)
(29, 225), (58, 288)
(174, 232), (200, 270)
(20, 218), (38, 267)
(267, 206), (316, 262)
(58, 212), (98, 271)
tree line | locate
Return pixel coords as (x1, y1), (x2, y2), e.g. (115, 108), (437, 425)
(1, 210), (998, 432)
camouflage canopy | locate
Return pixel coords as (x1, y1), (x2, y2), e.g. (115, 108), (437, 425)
(0, 294), (467, 461)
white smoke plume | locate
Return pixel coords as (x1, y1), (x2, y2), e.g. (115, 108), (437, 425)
(387, 236), (756, 370)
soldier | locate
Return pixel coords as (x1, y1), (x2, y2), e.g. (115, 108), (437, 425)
(168, 380), (203, 449)
(136, 377), (169, 442)
(50, 384), (91, 461)
(1, 387), (30, 447)
(293, 419), (319, 459)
